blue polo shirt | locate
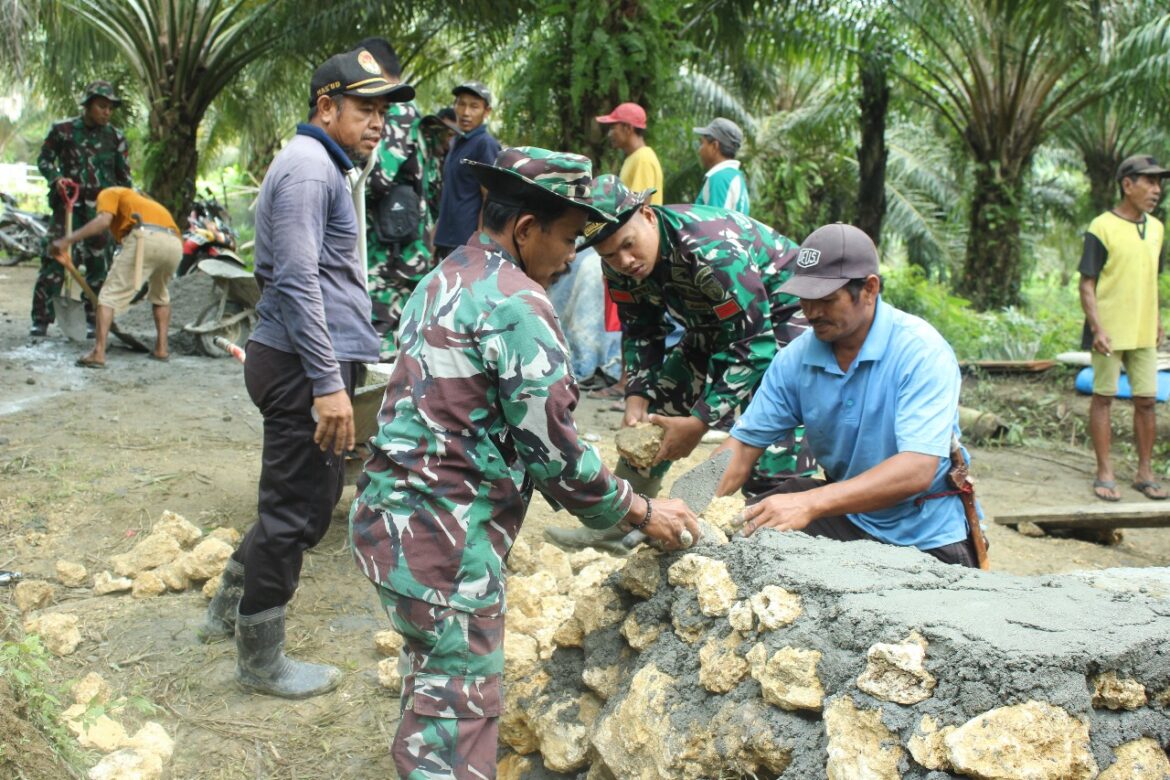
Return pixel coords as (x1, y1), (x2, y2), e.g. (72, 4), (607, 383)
(731, 298), (968, 550)
(433, 124), (501, 248)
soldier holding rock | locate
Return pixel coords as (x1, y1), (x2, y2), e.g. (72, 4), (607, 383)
(545, 175), (814, 553)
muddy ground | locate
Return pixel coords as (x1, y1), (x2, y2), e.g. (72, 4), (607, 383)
(2, 261), (1169, 778)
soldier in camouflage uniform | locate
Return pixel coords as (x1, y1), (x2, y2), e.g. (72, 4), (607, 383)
(31, 80), (131, 336)
(349, 148), (698, 780)
(545, 175), (815, 552)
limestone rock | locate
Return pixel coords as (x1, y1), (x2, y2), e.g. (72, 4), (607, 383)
(508, 571), (558, 617)
(824, 696), (905, 780)
(568, 583), (626, 641)
(582, 663), (624, 701)
(14, 579), (55, 612)
(207, 526), (240, 546)
(506, 536), (539, 577)
(750, 585), (801, 630)
(1156, 686), (1170, 707)
(530, 691), (601, 772)
(615, 422), (664, 469)
(511, 593), (574, 656)
(711, 699), (792, 776)
(699, 632), (749, 694)
(201, 574), (220, 599)
(505, 631), (541, 679)
(701, 494), (747, 534)
(23, 612), (82, 656)
(536, 543), (573, 587)
(747, 643), (824, 711)
(64, 703), (128, 752)
(497, 752), (539, 780)
(499, 671), (548, 755)
(152, 510), (202, 546)
(131, 570), (166, 598)
(73, 672), (112, 706)
(1091, 671), (1147, 710)
(908, 714), (953, 771)
(944, 701), (1098, 780)
(856, 631), (936, 705)
(572, 559), (625, 592)
(110, 532), (183, 577)
(617, 548), (661, 599)
(591, 664), (678, 778)
(93, 571), (133, 595)
(56, 560), (89, 588)
(179, 537), (233, 581)
(125, 722), (174, 763)
(1098, 737), (1170, 779)
(1016, 521), (1046, 537)
(668, 554), (737, 616)
(671, 598), (708, 644)
(568, 547), (611, 572)
(728, 599), (754, 632)
(374, 629), (404, 657)
(377, 657), (402, 692)
(153, 561), (189, 592)
(621, 611), (662, 651)
(87, 748), (163, 780)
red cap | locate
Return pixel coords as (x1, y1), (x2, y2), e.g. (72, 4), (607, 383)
(595, 102), (647, 130)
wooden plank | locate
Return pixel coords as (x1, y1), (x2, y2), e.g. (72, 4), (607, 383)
(994, 502), (1170, 530)
(959, 359), (1057, 373)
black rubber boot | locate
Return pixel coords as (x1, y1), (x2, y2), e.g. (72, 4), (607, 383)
(197, 558), (245, 643)
(235, 606), (341, 699)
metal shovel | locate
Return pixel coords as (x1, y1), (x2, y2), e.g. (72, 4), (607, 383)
(53, 180), (87, 342)
(622, 448), (733, 549)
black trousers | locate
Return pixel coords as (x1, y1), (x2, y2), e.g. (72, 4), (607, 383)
(234, 342), (362, 614)
(750, 477), (980, 568)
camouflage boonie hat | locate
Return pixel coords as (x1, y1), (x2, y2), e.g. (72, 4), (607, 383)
(80, 80), (122, 106)
(579, 174), (656, 249)
(465, 147), (615, 223)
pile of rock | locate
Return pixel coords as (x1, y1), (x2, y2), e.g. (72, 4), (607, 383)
(497, 509), (1170, 779)
(15, 510), (238, 656)
(61, 672), (174, 780)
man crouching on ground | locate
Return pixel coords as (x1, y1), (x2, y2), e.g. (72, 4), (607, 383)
(349, 147), (699, 779)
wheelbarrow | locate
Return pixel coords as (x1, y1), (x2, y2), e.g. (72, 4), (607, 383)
(183, 257), (259, 357)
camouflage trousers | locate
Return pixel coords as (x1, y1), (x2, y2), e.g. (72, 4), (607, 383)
(629, 338), (816, 494)
(30, 204), (113, 325)
(368, 239), (432, 363)
(377, 586), (503, 780)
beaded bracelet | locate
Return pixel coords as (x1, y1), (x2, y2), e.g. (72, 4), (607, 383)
(630, 493), (652, 531)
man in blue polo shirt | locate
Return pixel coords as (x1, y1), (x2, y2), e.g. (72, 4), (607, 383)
(433, 80), (501, 258)
(714, 223), (980, 567)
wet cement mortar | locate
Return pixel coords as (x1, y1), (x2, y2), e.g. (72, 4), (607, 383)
(510, 531), (1170, 779)
(115, 272), (220, 356)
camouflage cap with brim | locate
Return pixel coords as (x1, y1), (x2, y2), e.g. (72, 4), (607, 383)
(80, 80), (122, 106)
(465, 147), (615, 223)
(579, 174), (656, 249)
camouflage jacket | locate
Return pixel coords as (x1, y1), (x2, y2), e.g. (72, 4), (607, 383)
(366, 102), (441, 258)
(37, 117), (131, 206)
(604, 205), (806, 425)
(350, 234), (633, 616)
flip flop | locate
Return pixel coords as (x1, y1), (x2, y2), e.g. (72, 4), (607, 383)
(75, 356), (106, 370)
(1131, 480), (1168, 500)
(587, 384), (625, 400)
(1092, 479), (1121, 502)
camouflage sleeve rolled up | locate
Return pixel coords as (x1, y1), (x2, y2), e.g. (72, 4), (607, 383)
(367, 101), (420, 199)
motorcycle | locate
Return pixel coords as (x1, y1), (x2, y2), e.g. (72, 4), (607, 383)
(177, 191), (241, 276)
(0, 192), (50, 266)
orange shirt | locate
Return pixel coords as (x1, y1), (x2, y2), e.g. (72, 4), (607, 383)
(95, 187), (179, 241)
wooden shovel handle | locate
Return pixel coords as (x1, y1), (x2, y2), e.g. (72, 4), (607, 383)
(58, 255), (100, 308)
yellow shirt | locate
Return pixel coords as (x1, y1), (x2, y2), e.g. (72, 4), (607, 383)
(619, 146), (664, 205)
(95, 187), (179, 242)
(1084, 211), (1164, 350)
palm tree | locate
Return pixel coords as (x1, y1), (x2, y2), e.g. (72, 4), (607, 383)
(896, 0), (1105, 310)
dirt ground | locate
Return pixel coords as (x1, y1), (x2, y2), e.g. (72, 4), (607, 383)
(2, 261), (1170, 778)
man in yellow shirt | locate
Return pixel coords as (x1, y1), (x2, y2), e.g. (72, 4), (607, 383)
(1079, 154), (1169, 501)
(596, 102), (663, 202)
(51, 187), (181, 368)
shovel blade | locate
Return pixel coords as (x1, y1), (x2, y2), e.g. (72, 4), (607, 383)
(55, 295), (88, 342)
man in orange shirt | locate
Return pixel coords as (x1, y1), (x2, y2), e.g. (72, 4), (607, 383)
(50, 186), (181, 368)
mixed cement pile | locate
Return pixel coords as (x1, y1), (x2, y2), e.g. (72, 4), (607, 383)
(498, 506), (1170, 779)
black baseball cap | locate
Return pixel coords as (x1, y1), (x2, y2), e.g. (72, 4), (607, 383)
(309, 48), (415, 108)
(453, 81), (493, 107)
(778, 223), (879, 299)
(1116, 154), (1170, 181)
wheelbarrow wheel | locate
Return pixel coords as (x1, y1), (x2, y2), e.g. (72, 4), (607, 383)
(194, 300), (249, 357)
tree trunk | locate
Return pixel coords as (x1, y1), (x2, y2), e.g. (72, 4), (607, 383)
(957, 162), (1024, 310)
(1083, 149), (1118, 216)
(856, 51), (888, 247)
(144, 103), (201, 226)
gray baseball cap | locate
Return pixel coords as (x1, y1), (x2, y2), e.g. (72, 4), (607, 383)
(1116, 154), (1170, 181)
(453, 80), (493, 107)
(693, 117), (744, 152)
(778, 223), (878, 299)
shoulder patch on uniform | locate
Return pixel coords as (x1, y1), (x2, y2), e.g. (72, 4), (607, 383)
(609, 288), (635, 304)
(713, 299), (742, 320)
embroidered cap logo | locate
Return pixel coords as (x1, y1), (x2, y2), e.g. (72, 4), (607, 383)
(797, 248), (821, 268)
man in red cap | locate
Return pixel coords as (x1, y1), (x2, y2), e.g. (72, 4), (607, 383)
(596, 102), (663, 205)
